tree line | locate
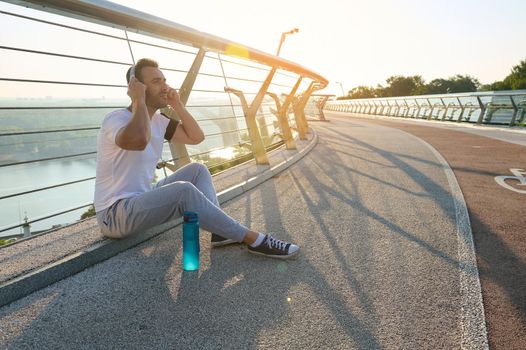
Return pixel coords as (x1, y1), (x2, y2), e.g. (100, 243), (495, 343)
(338, 58), (526, 100)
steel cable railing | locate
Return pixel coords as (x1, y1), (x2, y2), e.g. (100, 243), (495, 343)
(0, 0), (327, 239)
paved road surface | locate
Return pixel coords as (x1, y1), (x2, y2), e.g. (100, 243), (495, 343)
(1, 115), (490, 349)
(331, 112), (525, 350)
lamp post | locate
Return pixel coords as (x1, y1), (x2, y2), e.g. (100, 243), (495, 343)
(336, 81), (345, 97)
(276, 28), (299, 56)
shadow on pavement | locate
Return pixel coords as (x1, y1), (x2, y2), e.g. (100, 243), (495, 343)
(1, 176), (382, 349)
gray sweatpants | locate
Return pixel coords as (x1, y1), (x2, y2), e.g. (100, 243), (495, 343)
(96, 162), (248, 241)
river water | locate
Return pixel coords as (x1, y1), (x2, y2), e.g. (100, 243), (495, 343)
(0, 98), (281, 237)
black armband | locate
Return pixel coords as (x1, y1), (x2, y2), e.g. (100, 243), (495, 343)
(161, 113), (179, 141)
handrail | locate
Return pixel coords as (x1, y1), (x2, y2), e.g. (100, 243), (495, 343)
(0, 0), (327, 238)
(326, 91), (526, 126)
(4, 0), (328, 87)
(337, 91), (526, 103)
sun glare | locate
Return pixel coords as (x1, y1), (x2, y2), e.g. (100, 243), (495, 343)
(209, 147), (236, 160)
(225, 43), (250, 59)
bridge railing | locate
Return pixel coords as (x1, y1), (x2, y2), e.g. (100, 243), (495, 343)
(325, 91), (526, 126)
(304, 94), (334, 121)
(0, 0), (327, 241)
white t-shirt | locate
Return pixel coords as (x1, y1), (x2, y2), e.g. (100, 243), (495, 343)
(94, 108), (170, 212)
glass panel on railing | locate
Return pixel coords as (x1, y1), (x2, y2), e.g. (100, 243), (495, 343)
(511, 94), (526, 105)
(304, 96), (318, 119)
(427, 97), (442, 119)
(485, 94), (514, 124)
(456, 96), (478, 122)
(513, 94), (526, 124)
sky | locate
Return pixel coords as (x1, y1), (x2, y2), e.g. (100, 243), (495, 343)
(1, 0), (525, 97)
(107, 0), (526, 96)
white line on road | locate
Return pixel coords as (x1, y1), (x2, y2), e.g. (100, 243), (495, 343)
(403, 131), (489, 350)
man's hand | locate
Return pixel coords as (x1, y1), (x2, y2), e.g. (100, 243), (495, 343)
(117, 76), (150, 151)
(127, 77), (146, 104)
(167, 87), (182, 108)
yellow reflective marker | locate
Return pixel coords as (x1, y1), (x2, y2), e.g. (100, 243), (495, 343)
(225, 43), (250, 59)
(287, 297), (292, 303)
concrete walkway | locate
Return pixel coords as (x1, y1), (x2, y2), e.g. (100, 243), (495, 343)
(1, 116), (490, 349)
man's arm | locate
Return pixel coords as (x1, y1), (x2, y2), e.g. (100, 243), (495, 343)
(167, 88), (205, 145)
(115, 77), (151, 150)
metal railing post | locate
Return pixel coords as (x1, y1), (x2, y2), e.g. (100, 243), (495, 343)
(476, 96), (486, 124)
(325, 93), (525, 127)
(519, 102), (526, 124)
(161, 48), (206, 168)
(415, 99), (421, 118)
(225, 68), (277, 165)
(0, 1), (331, 238)
(293, 81), (317, 140)
(509, 96), (518, 126)
(395, 100), (402, 117)
(457, 97), (465, 122)
(440, 98), (447, 120)
(317, 95), (330, 120)
(266, 76), (302, 149)
(404, 98), (411, 118)
(224, 88), (268, 165)
(266, 92), (294, 149)
(427, 98), (433, 120)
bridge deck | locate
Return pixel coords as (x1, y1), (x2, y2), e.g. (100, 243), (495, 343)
(1, 113), (524, 349)
(330, 112), (525, 350)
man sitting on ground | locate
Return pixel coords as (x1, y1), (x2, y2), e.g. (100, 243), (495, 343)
(93, 58), (299, 259)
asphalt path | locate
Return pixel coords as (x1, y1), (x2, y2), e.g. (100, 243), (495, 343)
(328, 112), (525, 350)
(1, 116), (484, 349)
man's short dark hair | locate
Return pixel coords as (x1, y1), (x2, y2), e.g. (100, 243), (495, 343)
(126, 58), (159, 83)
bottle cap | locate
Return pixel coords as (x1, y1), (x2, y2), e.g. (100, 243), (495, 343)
(183, 211), (198, 223)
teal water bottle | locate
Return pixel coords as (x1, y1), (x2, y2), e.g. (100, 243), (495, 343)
(182, 211), (200, 271)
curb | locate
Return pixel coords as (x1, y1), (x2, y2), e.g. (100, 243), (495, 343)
(417, 137), (489, 350)
(0, 130), (318, 307)
(390, 127), (489, 350)
(218, 130), (318, 202)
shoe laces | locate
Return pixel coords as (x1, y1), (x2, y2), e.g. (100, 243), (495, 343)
(266, 235), (288, 251)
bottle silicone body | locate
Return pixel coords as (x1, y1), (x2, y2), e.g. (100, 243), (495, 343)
(182, 211), (200, 271)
